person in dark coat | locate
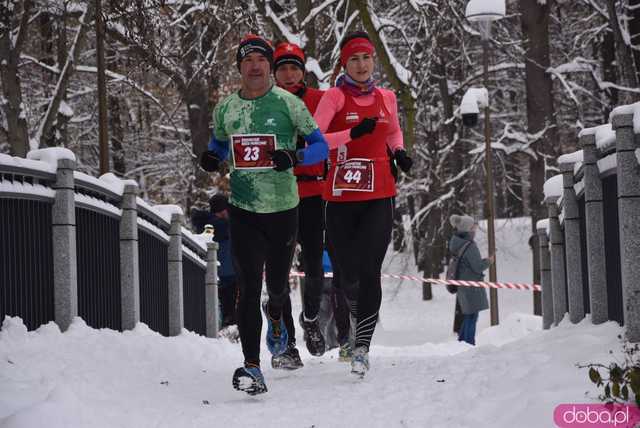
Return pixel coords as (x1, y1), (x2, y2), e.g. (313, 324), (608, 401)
(448, 214), (494, 345)
(209, 194), (238, 327)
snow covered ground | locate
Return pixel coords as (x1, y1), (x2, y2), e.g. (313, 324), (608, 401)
(0, 217), (628, 427)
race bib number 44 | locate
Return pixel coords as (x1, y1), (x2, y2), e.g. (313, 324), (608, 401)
(231, 134), (277, 169)
(333, 158), (374, 192)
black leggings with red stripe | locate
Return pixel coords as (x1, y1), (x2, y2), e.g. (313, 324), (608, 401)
(325, 197), (393, 350)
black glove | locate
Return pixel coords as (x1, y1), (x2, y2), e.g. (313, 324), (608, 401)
(394, 149), (413, 173)
(270, 149), (298, 172)
(200, 151), (221, 172)
(350, 117), (377, 140)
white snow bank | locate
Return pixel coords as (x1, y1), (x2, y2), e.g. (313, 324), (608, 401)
(0, 153), (56, 175)
(0, 311), (625, 428)
(0, 316), (240, 428)
(182, 245), (206, 268)
(460, 87), (488, 114)
(0, 180), (55, 199)
(558, 150), (583, 165)
(75, 193), (122, 218)
(578, 123), (616, 151)
(181, 227), (208, 253)
(597, 153), (617, 175)
(610, 101), (640, 133)
(26, 148), (75, 170)
(74, 171), (125, 199)
(99, 173), (138, 196)
(543, 174), (563, 199)
(476, 312), (542, 346)
(136, 197), (170, 226)
(137, 217), (169, 242)
(151, 204), (183, 224)
(58, 100), (74, 118)
(573, 161), (582, 176)
(536, 218), (549, 233)
(636, 148), (640, 165)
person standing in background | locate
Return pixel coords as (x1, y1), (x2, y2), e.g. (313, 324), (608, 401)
(448, 214), (494, 346)
(208, 194), (238, 331)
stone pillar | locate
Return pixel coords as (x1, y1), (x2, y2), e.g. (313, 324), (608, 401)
(205, 241), (220, 338)
(537, 224), (553, 330)
(120, 183), (140, 330)
(580, 134), (609, 324)
(52, 158), (78, 331)
(547, 201), (568, 325)
(560, 162), (585, 323)
(612, 113), (640, 342)
(168, 213), (184, 336)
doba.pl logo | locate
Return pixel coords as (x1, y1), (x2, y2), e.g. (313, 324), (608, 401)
(554, 404), (640, 427)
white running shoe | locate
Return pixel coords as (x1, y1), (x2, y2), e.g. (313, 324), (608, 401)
(350, 346), (369, 378)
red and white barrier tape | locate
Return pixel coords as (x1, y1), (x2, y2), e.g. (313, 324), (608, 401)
(289, 271), (541, 292)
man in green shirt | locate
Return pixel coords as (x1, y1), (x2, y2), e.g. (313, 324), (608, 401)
(200, 34), (328, 395)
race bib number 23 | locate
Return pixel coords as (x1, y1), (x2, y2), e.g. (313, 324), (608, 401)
(333, 158), (374, 192)
(231, 134), (277, 169)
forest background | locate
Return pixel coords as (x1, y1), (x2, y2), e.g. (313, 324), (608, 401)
(2, 0), (639, 291)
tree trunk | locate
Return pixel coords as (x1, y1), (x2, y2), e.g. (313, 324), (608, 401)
(520, 0), (556, 315)
(57, 6), (69, 148)
(296, 0), (318, 88)
(628, 0), (640, 82)
(601, 30), (618, 121)
(0, 0), (31, 156)
(607, 0), (639, 104)
(96, 0), (109, 174)
(37, 2), (95, 146)
(180, 9), (215, 211)
(109, 94), (126, 175)
(352, 0), (416, 152)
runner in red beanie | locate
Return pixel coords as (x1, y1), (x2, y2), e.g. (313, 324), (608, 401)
(267, 41), (334, 367)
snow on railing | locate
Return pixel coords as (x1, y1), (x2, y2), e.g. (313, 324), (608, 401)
(538, 103), (640, 340)
(1, 148), (219, 339)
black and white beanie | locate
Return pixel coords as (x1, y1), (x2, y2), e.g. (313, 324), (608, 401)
(236, 34), (274, 69)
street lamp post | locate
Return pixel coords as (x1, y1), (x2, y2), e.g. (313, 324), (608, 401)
(465, 0), (505, 326)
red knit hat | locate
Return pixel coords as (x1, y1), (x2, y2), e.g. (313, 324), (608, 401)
(273, 42), (305, 72)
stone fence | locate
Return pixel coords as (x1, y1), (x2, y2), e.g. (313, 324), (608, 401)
(538, 107), (640, 342)
(0, 148), (220, 337)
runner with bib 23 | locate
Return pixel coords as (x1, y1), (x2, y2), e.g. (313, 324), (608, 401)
(199, 34), (328, 395)
(313, 31), (413, 379)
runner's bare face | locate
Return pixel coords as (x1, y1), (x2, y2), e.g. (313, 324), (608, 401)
(275, 63), (304, 89)
(345, 52), (374, 83)
(240, 52), (271, 92)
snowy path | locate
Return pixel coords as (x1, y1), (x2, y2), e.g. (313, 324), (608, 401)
(0, 284), (623, 428)
(0, 220), (625, 427)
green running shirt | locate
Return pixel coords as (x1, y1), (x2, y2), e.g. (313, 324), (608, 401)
(213, 85), (318, 213)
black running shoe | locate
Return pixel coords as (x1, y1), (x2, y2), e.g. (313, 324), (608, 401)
(232, 365), (268, 395)
(272, 344), (304, 370)
(299, 312), (326, 356)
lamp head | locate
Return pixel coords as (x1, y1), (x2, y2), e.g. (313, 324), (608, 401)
(465, 0), (506, 22)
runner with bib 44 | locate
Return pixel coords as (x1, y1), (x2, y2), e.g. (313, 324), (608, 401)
(314, 31), (413, 379)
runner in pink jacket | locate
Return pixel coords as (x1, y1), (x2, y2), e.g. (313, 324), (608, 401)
(312, 30), (413, 379)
